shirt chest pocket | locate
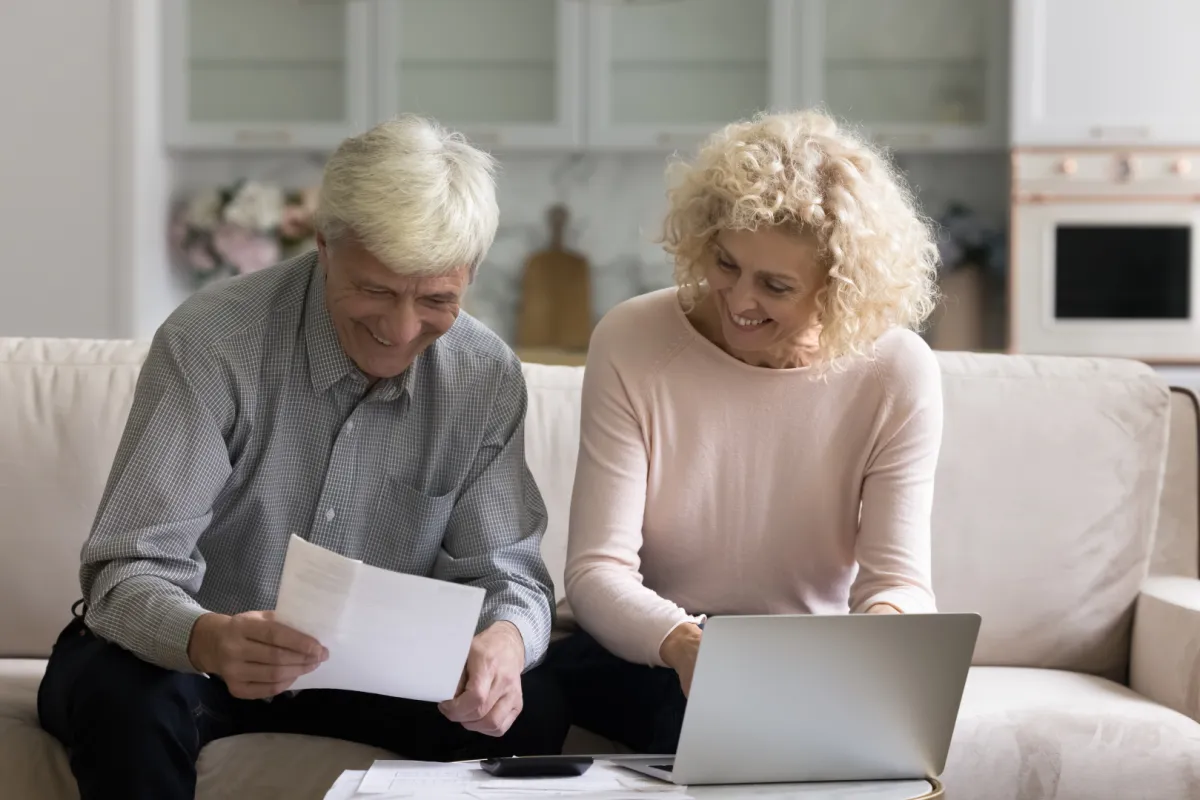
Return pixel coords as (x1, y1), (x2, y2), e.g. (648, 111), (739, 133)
(365, 478), (456, 576)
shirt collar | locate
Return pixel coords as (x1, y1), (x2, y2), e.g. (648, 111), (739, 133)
(304, 258), (417, 403)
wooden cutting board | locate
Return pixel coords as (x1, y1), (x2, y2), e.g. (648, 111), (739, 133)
(515, 204), (592, 351)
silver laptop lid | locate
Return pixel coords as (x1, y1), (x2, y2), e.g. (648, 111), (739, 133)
(672, 612), (980, 785)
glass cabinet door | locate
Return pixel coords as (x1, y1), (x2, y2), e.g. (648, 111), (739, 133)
(801, 0), (1007, 150)
(374, 0), (583, 150)
(163, 0), (372, 149)
(586, 0), (787, 150)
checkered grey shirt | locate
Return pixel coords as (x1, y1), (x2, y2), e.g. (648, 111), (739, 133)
(80, 251), (554, 673)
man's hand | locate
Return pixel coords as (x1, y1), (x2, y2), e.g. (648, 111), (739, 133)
(438, 621), (525, 737)
(188, 611), (327, 699)
(659, 622), (703, 697)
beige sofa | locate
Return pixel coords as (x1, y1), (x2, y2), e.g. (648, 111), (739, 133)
(2, 336), (1199, 799)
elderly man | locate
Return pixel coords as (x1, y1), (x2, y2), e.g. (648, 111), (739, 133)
(37, 116), (568, 799)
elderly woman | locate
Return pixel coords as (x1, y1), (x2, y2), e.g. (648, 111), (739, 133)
(546, 109), (944, 754)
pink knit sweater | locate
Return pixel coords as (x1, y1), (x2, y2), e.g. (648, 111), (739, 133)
(563, 288), (943, 666)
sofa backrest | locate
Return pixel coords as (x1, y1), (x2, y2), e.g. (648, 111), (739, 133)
(1156, 388), (1200, 580)
(0, 337), (1193, 682)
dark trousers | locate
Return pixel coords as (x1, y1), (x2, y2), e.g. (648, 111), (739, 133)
(37, 616), (570, 800)
(544, 630), (687, 755)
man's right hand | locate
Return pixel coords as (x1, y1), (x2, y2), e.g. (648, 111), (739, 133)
(659, 622), (703, 698)
(188, 611), (327, 699)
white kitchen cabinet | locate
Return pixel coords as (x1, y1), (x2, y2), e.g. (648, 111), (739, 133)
(163, 0), (372, 149)
(798, 0), (1008, 151)
(374, 0), (583, 150)
(1012, 0), (1200, 146)
(585, 0), (791, 150)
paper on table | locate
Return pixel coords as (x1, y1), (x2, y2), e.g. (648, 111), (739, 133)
(356, 761), (478, 794)
(274, 534), (485, 702)
(357, 760), (680, 798)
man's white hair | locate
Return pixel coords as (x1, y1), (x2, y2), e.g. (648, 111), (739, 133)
(315, 115), (499, 279)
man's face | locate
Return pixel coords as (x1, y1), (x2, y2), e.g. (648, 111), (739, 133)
(317, 234), (469, 381)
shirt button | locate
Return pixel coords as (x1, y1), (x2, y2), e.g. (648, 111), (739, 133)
(345, 421), (354, 433)
(325, 508), (336, 522)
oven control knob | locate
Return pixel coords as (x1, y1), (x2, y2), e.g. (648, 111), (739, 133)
(1117, 155), (1138, 181)
(1058, 157), (1078, 175)
(1173, 158), (1192, 176)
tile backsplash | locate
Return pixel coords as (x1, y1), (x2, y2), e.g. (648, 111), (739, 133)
(173, 149), (1009, 344)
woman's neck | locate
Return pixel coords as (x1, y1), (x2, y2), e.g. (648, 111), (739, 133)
(689, 295), (821, 370)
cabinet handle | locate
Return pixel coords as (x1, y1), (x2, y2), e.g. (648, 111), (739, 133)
(1089, 125), (1151, 140)
(233, 129), (293, 146)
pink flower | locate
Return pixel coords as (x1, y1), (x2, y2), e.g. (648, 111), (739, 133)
(185, 242), (218, 274)
(279, 203), (314, 240)
(213, 224), (280, 275)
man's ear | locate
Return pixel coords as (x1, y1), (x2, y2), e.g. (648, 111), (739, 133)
(315, 233), (329, 273)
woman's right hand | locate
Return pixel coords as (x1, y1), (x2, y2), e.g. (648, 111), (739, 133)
(659, 622), (704, 697)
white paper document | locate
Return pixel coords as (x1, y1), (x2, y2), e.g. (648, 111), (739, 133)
(357, 760), (628, 795)
(274, 534), (485, 702)
(329, 760), (689, 799)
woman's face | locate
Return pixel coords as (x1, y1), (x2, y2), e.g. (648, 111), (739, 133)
(703, 227), (825, 358)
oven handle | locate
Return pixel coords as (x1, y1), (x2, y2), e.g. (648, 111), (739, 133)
(1014, 193), (1200, 205)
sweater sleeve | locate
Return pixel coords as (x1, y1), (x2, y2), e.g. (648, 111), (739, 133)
(850, 334), (943, 615)
(564, 315), (701, 666)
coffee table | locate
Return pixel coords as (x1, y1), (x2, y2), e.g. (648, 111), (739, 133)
(323, 760), (944, 799)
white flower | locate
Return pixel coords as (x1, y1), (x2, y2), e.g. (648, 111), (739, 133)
(222, 181), (285, 232)
(184, 188), (223, 230)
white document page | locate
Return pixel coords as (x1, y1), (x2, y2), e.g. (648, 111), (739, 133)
(357, 760), (670, 797)
(274, 534), (485, 703)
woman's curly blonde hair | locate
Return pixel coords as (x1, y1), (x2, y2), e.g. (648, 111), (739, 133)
(661, 109), (940, 369)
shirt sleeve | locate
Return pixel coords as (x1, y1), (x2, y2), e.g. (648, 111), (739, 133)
(80, 323), (233, 672)
(850, 338), (943, 615)
(434, 355), (555, 670)
(563, 319), (702, 667)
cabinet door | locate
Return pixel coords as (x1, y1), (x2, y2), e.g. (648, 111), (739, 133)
(586, 0), (789, 150)
(163, 0), (372, 149)
(1012, 0), (1200, 146)
(797, 0), (1007, 151)
(375, 0), (583, 150)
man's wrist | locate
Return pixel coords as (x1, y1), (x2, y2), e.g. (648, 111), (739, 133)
(187, 612), (230, 674)
(486, 620), (526, 665)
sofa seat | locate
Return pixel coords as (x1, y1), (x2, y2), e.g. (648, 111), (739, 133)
(0, 658), (401, 800)
(7, 660), (1200, 800)
(942, 666), (1200, 800)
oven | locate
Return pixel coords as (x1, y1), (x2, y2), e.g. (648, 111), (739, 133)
(1010, 149), (1200, 362)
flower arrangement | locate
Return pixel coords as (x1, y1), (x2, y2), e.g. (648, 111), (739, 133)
(170, 180), (319, 287)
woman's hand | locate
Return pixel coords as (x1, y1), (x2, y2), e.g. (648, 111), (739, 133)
(866, 602), (902, 614)
(659, 622), (703, 697)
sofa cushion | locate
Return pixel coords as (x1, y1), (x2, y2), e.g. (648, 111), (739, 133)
(0, 660), (78, 800)
(931, 352), (1171, 680)
(520, 363), (585, 604)
(943, 666), (1200, 800)
(1154, 389), (1200, 579)
(0, 338), (149, 658)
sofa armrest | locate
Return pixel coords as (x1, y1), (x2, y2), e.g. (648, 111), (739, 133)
(1130, 575), (1200, 723)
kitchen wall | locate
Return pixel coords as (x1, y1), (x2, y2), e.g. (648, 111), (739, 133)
(0, 0), (120, 338)
(173, 148), (1009, 343)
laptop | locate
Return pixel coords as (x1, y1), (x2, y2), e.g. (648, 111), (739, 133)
(617, 611), (981, 786)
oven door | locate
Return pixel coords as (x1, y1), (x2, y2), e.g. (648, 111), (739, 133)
(1013, 201), (1200, 360)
